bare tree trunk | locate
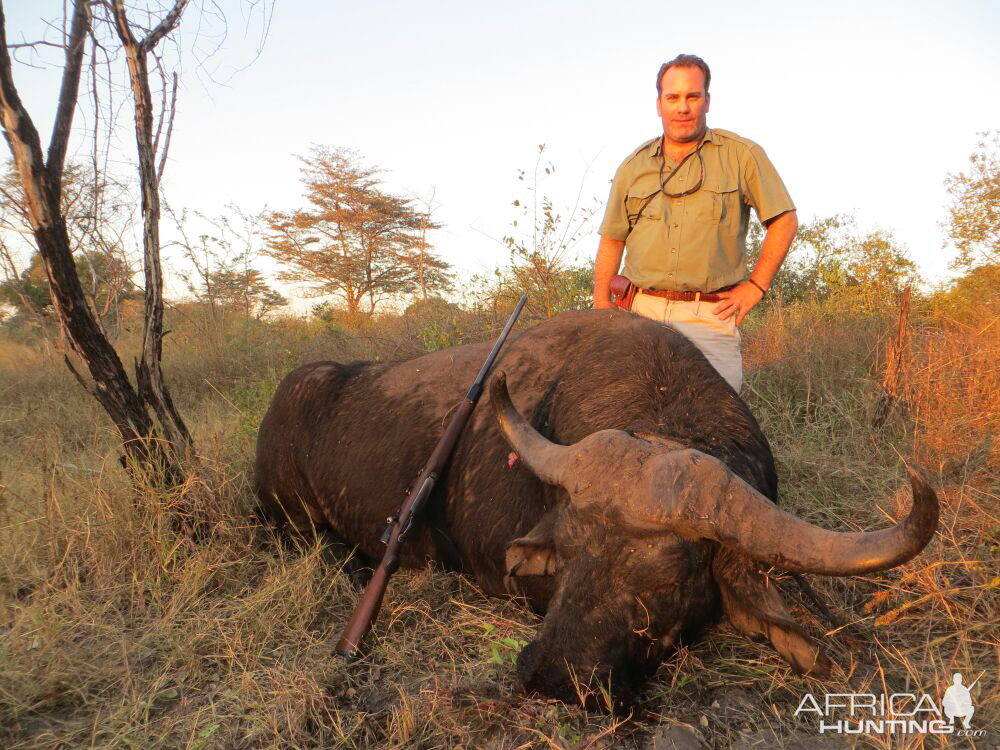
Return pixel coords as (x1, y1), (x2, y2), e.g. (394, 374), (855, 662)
(110, 0), (192, 457)
(0, 0), (172, 472)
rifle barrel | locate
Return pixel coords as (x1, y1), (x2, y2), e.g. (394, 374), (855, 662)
(335, 295), (528, 658)
(466, 294), (528, 401)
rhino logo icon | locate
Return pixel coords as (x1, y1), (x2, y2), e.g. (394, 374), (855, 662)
(942, 672), (982, 729)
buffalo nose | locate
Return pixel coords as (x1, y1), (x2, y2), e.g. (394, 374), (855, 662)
(516, 643), (636, 712)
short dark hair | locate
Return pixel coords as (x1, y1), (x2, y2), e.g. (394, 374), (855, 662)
(656, 54), (711, 95)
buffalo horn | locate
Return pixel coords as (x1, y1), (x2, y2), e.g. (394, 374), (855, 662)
(490, 374), (938, 576)
(490, 371), (572, 486)
(644, 450), (939, 576)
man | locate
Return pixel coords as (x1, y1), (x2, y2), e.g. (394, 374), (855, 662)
(594, 54), (798, 391)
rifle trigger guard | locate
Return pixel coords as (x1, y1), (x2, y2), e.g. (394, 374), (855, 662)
(398, 514), (414, 542)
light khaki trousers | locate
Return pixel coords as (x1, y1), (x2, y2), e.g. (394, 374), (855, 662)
(631, 290), (743, 392)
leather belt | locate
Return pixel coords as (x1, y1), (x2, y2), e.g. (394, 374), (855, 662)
(637, 284), (735, 303)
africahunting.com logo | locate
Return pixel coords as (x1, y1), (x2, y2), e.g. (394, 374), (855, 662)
(794, 671), (988, 737)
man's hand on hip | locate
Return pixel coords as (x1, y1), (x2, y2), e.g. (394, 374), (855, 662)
(711, 281), (765, 325)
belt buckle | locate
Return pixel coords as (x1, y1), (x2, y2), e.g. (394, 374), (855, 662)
(694, 291), (701, 302)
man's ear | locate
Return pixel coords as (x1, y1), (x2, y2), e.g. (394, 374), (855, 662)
(504, 509), (558, 592)
(713, 547), (833, 678)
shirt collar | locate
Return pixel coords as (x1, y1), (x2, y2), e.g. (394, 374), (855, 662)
(651, 127), (718, 156)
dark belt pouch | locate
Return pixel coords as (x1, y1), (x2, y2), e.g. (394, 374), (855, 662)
(610, 274), (637, 311)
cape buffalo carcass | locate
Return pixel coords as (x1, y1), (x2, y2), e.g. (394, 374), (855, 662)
(255, 309), (938, 707)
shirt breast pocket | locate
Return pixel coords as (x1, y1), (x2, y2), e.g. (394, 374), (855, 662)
(625, 178), (662, 230)
(695, 175), (739, 222)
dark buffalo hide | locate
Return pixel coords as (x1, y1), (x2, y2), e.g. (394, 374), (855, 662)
(255, 309), (936, 708)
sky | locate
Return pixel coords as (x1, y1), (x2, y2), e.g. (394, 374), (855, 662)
(5, 0), (1000, 307)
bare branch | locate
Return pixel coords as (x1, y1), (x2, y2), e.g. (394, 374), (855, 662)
(86, 21), (117, 189)
(6, 40), (65, 50)
(46, 0), (91, 194)
(88, 29), (102, 221)
(151, 51), (167, 155)
(155, 71), (177, 183)
(0, 9), (57, 233)
(141, 0), (191, 52)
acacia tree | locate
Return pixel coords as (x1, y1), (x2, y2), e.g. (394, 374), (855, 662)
(267, 146), (452, 315)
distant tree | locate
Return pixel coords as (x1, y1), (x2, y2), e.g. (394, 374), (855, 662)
(944, 131), (999, 270)
(747, 214), (845, 303)
(0, 237), (55, 350)
(169, 205), (287, 326)
(840, 228), (918, 311)
(0, 249), (138, 321)
(403, 188), (453, 301)
(791, 215), (853, 297)
(203, 268), (287, 319)
(0, 245), (49, 313)
(266, 146), (452, 315)
(930, 262), (1000, 323)
(0, 161), (139, 341)
(748, 213), (916, 309)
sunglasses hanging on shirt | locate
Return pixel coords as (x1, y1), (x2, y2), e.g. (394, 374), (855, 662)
(659, 147), (705, 198)
(628, 147), (705, 228)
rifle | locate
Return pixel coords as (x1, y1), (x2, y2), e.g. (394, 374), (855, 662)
(336, 294), (528, 658)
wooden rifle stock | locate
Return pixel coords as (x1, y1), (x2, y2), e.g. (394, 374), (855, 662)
(336, 295), (528, 658)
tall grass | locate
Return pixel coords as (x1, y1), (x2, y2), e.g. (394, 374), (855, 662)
(1, 298), (996, 748)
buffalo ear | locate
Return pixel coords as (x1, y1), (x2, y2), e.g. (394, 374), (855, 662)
(504, 510), (558, 591)
(712, 547), (833, 679)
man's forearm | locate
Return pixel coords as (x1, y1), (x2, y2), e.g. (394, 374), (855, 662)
(712, 209), (798, 324)
(750, 210), (798, 290)
(594, 236), (626, 308)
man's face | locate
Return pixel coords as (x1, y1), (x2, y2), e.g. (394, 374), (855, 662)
(656, 66), (710, 145)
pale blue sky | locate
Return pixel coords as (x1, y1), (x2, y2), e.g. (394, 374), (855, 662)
(6, 0), (1000, 303)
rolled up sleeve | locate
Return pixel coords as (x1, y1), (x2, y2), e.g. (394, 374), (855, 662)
(742, 144), (795, 224)
(598, 164), (631, 241)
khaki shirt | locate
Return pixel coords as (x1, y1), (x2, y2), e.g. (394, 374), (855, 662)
(598, 128), (794, 292)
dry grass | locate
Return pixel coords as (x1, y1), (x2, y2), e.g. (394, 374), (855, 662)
(1, 298), (997, 749)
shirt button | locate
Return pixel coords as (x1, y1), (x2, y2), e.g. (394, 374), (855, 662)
(672, 222), (679, 227)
